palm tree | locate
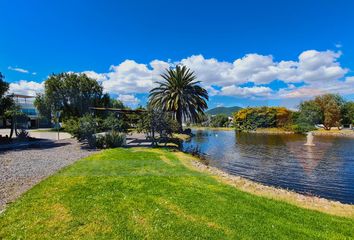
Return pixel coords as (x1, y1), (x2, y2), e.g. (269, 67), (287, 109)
(149, 65), (208, 132)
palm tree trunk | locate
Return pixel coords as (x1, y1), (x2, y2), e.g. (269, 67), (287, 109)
(176, 108), (183, 133)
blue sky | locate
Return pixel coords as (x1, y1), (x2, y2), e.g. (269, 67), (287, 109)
(1, 0), (354, 108)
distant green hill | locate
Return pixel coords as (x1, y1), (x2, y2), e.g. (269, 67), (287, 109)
(206, 106), (242, 116)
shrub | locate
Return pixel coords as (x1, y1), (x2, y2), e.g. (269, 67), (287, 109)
(17, 129), (29, 141)
(137, 109), (180, 146)
(210, 114), (229, 127)
(95, 135), (105, 149)
(87, 135), (97, 148)
(64, 114), (98, 141)
(103, 113), (129, 132)
(63, 118), (80, 138)
(104, 131), (125, 148)
(289, 123), (316, 134)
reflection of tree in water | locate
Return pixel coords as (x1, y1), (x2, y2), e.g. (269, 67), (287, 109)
(235, 131), (303, 146)
(189, 130), (214, 144)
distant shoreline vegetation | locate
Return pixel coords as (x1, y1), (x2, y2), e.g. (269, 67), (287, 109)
(194, 94), (354, 135)
(233, 94), (354, 134)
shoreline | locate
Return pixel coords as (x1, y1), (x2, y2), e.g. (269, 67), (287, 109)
(191, 127), (354, 138)
(313, 129), (354, 138)
(190, 126), (235, 131)
(176, 151), (354, 218)
(248, 128), (294, 135)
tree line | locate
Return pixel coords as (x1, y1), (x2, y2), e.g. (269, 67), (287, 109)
(233, 94), (354, 133)
(1, 66), (207, 147)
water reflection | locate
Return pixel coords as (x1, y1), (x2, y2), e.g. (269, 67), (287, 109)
(183, 130), (354, 204)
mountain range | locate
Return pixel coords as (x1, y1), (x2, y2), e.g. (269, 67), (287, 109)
(206, 106), (242, 116)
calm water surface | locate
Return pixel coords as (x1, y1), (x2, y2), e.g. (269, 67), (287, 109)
(183, 130), (354, 204)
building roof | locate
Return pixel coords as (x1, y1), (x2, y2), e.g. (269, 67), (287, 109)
(89, 107), (146, 114)
(9, 94), (36, 99)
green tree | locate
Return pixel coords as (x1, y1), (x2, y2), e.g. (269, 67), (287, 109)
(297, 100), (322, 125)
(40, 73), (105, 119)
(342, 101), (354, 125)
(314, 94), (344, 130)
(34, 93), (52, 120)
(0, 72), (8, 98)
(0, 73), (13, 115)
(5, 103), (26, 138)
(103, 113), (129, 132)
(0, 73), (16, 133)
(109, 99), (125, 109)
(210, 114), (229, 127)
(233, 107), (292, 130)
(137, 108), (179, 146)
(149, 65), (208, 132)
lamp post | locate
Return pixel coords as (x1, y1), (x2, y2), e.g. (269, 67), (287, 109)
(52, 111), (61, 140)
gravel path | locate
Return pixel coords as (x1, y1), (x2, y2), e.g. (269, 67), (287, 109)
(0, 139), (97, 211)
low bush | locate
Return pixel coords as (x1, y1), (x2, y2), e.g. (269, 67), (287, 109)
(64, 114), (98, 141)
(17, 129), (30, 141)
(95, 135), (105, 149)
(91, 131), (125, 149)
(210, 114), (229, 127)
(289, 123), (316, 134)
(63, 118), (80, 138)
(104, 131), (125, 148)
(103, 113), (129, 132)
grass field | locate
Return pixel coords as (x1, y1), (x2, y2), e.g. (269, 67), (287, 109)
(0, 148), (353, 239)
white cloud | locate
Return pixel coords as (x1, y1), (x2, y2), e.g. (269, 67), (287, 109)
(8, 66), (29, 74)
(345, 76), (354, 83)
(80, 50), (353, 101)
(82, 71), (107, 83)
(89, 60), (169, 94)
(220, 85), (273, 97)
(117, 94), (140, 106)
(180, 50), (348, 86)
(8, 66), (38, 76)
(8, 80), (44, 96)
(8, 49), (354, 105)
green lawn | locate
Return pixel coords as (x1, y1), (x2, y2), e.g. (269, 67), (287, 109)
(0, 148), (353, 239)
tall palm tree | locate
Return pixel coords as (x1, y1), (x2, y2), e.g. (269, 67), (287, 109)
(149, 65), (208, 132)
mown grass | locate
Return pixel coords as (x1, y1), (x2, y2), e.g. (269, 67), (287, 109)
(0, 148), (353, 239)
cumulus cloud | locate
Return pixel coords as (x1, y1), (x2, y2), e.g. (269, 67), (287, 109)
(180, 50), (348, 86)
(8, 49), (354, 103)
(117, 94), (140, 106)
(82, 60), (169, 95)
(220, 86), (273, 97)
(9, 80), (44, 96)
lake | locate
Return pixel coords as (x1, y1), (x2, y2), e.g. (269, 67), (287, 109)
(183, 130), (354, 204)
